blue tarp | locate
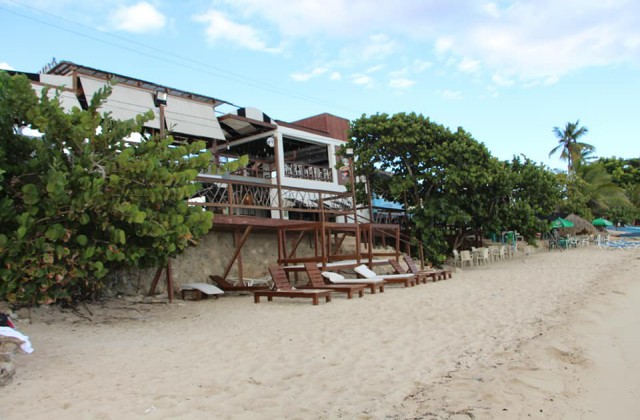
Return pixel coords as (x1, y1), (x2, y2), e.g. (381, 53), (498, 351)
(371, 196), (404, 210)
(618, 226), (640, 238)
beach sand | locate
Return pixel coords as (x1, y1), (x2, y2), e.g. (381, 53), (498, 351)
(1, 245), (639, 419)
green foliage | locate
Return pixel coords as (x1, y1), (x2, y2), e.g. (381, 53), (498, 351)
(502, 156), (562, 241)
(597, 157), (640, 188)
(596, 157), (640, 223)
(608, 205), (639, 225)
(0, 73), (214, 305)
(348, 112), (561, 263)
(555, 172), (593, 219)
(557, 162), (631, 221)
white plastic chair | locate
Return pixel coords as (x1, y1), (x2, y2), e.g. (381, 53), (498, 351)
(498, 246), (506, 261)
(452, 249), (461, 267)
(478, 247), (490, 265)
(460, 250), (473, 267)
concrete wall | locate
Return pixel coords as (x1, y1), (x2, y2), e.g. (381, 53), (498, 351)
(125, 229), (318, 296)
(107, 228), (394, 297)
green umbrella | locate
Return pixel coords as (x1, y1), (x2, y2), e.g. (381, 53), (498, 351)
(592, 218), (613, 227)
(550, 217), (574, 229)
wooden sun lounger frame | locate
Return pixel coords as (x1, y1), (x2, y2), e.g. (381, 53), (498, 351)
(209, 275), (271, 292)
(355, 262), (417, 287)
(389, 259), (430, 284)
(404, 256), (452, 280)
(253, 266), (333, 305)
(320, 270), (385, 294)
(296, 262), (366, 299)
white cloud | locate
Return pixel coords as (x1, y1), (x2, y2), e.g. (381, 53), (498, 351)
(457, 57), (480, 73)
(216, 0), (431, 38)
(109, 2), (167, 33)
(360, 34), (397, 60)
(412, 59), (432, 73)
(0, 62), (14, 70)
(389, 78), (416, 89)
(218, 0), (640, 86)
(389, 68), (408, 78)
(389, 59), (432, 80)
(435, 37), (454, 54)
(491, 73), (515, 87)
(438, 89), (463, 100)
(290, 67), (329, 82)
(481, 2), (501, 18)
(454, 1), (640, 83)
(366, 64), (385, 73)
(330, 71), (342, 81)
(351, 74), (374, 87)
(193, 10), (281, 53)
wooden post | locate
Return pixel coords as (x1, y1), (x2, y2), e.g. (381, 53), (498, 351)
(166, 259), (174, 302)
(147, 260), (174, 302)
(366, 174), (374, 223)
(222, 226), (253, 279)
(274, 133), (284, 220)
(159, 103), (166, 138)
(234, 229), (244, 283)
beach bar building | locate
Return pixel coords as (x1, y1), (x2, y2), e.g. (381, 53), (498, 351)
(19, 61), (411, 292)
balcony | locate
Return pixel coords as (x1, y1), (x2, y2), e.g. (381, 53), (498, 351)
(284, 162), (333, 182)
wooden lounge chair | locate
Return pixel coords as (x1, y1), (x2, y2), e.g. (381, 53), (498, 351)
(404, 255), (452, 281)
(320, 271), (385, 294)
(181, 283), (224, 301)
(209, 275), (271, 292)
(389, 259), (431, 284)
(354, 264), (417, 287)
(253, 266), (333, 305)
(296, 263), (366, 299)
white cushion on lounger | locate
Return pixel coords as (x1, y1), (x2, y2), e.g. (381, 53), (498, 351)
(321, 271), (345, 282)
(354, 264), (414, 280)
(322, 271), (383, 284)
(181, 283), (224, 295)
(354, 264), (377, 278)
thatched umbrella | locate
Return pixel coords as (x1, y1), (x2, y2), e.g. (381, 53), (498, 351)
(563, 213), (598, 236)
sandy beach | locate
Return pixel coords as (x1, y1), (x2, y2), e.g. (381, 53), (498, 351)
(2, 244), (639, 419)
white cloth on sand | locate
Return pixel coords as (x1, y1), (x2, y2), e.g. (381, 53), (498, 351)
(0, 326), (34, 354)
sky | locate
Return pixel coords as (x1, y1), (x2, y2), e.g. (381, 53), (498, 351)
(1, 0), (639, 171)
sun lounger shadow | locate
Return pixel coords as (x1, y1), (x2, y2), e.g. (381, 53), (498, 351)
(296, 262), (367, 299)
(253, 266), (333, 305)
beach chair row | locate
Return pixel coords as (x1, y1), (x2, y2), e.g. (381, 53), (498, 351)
(254, 258), (452, 305)
(207, 255), (453, 305)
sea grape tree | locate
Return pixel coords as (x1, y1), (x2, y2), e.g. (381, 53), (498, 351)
(348, 112), (561, 263)
(0, 73), (217, 305)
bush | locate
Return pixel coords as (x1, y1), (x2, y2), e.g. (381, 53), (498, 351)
(0, 73), (214, 305)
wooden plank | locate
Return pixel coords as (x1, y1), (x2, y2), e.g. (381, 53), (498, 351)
(222, 225), (253, 280)
(287, 230), (306, 259)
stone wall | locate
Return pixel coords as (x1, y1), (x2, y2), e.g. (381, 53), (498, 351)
(126, 229), (318, 296)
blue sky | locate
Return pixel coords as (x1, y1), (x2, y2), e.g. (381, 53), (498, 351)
(1, 0), (638, 171)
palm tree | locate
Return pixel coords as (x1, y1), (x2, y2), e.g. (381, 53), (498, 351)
(576, 163), (630, 214)
(549, 120), (595, 173)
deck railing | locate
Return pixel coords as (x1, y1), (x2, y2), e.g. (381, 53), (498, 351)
(192, 175), (353, 218)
